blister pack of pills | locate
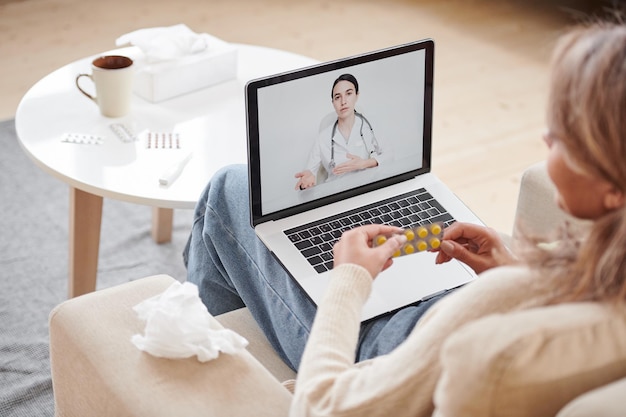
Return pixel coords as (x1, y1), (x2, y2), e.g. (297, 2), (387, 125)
(374, 222), (444, 258)
(61, 133), (104, 145)
(109, 123), (137, 143)
(143, 131), (182, 149)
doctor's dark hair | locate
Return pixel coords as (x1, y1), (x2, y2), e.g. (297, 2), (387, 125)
(331, 74), (359, 98)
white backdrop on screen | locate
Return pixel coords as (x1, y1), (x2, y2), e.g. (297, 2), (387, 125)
(256, 49), (426, 214)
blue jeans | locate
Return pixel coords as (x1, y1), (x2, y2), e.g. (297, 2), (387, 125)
(183, 164), (452, 371)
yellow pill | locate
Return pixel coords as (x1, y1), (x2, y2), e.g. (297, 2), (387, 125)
(430, 223), (442, 235)
(392, 249), (401, 258)
(417, 241), (428, 251)
(404, 229), (415, 241)
(403, 243), (415, 254)
(430, 238), (441, 249)
(375, 235), (387, 246)
(416, 226), (428, 238)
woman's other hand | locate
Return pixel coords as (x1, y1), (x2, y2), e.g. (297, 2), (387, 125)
(435, 222), (514, 274)
(333, 225), (405, 279)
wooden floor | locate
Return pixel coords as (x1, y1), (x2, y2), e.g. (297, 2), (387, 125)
(0, 0), (603, 233)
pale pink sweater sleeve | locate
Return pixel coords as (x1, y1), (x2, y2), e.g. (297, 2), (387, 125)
(290, 264), (550, 417)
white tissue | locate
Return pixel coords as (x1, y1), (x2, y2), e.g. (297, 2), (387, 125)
(116, 24), (212, 62)
(131, 281), (248, 362)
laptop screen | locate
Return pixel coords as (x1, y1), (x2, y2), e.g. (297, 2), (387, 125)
(246, 39), (434, 226)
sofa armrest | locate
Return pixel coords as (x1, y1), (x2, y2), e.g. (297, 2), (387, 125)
(49, 275), (292, 417)
(513, 161), (587, 241)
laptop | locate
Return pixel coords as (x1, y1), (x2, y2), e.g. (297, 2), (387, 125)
(245, 39), (483, 322)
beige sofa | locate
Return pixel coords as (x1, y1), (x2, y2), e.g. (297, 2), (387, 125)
(49, 162), (626, 416)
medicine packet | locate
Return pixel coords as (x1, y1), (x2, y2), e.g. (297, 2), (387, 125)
(374, 222), (444, 258)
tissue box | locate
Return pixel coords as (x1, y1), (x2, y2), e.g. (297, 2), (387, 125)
(134, 41), (238, 102)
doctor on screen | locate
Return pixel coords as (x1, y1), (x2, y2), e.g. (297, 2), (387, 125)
(294, 73), (384, 190)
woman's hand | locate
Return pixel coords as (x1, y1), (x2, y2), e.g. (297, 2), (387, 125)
(332, 154), (378, 175)
(294, 170), (316, 190)
(333, 225), (405, 279)
(435, 222), (515, 274)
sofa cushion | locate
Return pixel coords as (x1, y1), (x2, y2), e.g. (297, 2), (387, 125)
(215, 307), (297, 382)
(432, 302), (626, 417)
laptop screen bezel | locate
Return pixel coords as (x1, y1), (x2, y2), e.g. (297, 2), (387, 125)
(246, 39), (435, 227)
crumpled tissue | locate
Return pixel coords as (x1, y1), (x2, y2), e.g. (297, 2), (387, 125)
(116, 23), (212, 62)
(131, 281), (248, 362)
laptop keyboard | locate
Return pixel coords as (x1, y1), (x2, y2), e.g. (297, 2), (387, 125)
(284, 188), (456, 273)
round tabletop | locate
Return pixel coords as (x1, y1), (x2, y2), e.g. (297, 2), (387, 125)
(15, 44), (318, 209)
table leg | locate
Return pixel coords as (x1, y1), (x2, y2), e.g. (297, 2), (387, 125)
(152, 207), (173, 243)
(68, 187), (103, 298)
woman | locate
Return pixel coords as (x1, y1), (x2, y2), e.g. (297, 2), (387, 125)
(294, 73), (384, 190)
(290, 22), (626, 416)
(184, 22), (626, 416)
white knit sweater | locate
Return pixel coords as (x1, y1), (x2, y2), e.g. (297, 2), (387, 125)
(290, 263), (555, 417)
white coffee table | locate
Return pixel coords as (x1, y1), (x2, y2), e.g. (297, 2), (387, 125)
(15, 44), (317, 298)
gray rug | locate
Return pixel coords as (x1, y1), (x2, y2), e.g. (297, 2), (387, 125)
(0, 119), (194, 416)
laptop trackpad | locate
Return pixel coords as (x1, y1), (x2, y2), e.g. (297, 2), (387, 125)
(362, 251), (474, 321)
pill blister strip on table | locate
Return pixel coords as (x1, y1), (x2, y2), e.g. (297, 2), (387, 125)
(61, 133), (104, 145)
(109, 123), (137, 143)
(374, 222), (444, 258)
(144, 132), (182, 149)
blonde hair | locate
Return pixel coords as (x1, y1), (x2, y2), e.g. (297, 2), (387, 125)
(529, 22), (626, 303)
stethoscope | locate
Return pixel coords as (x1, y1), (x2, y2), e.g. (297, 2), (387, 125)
(329, 111), (382, 170)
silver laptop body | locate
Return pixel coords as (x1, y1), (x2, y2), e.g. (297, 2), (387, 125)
(245, 39), (483, 322)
